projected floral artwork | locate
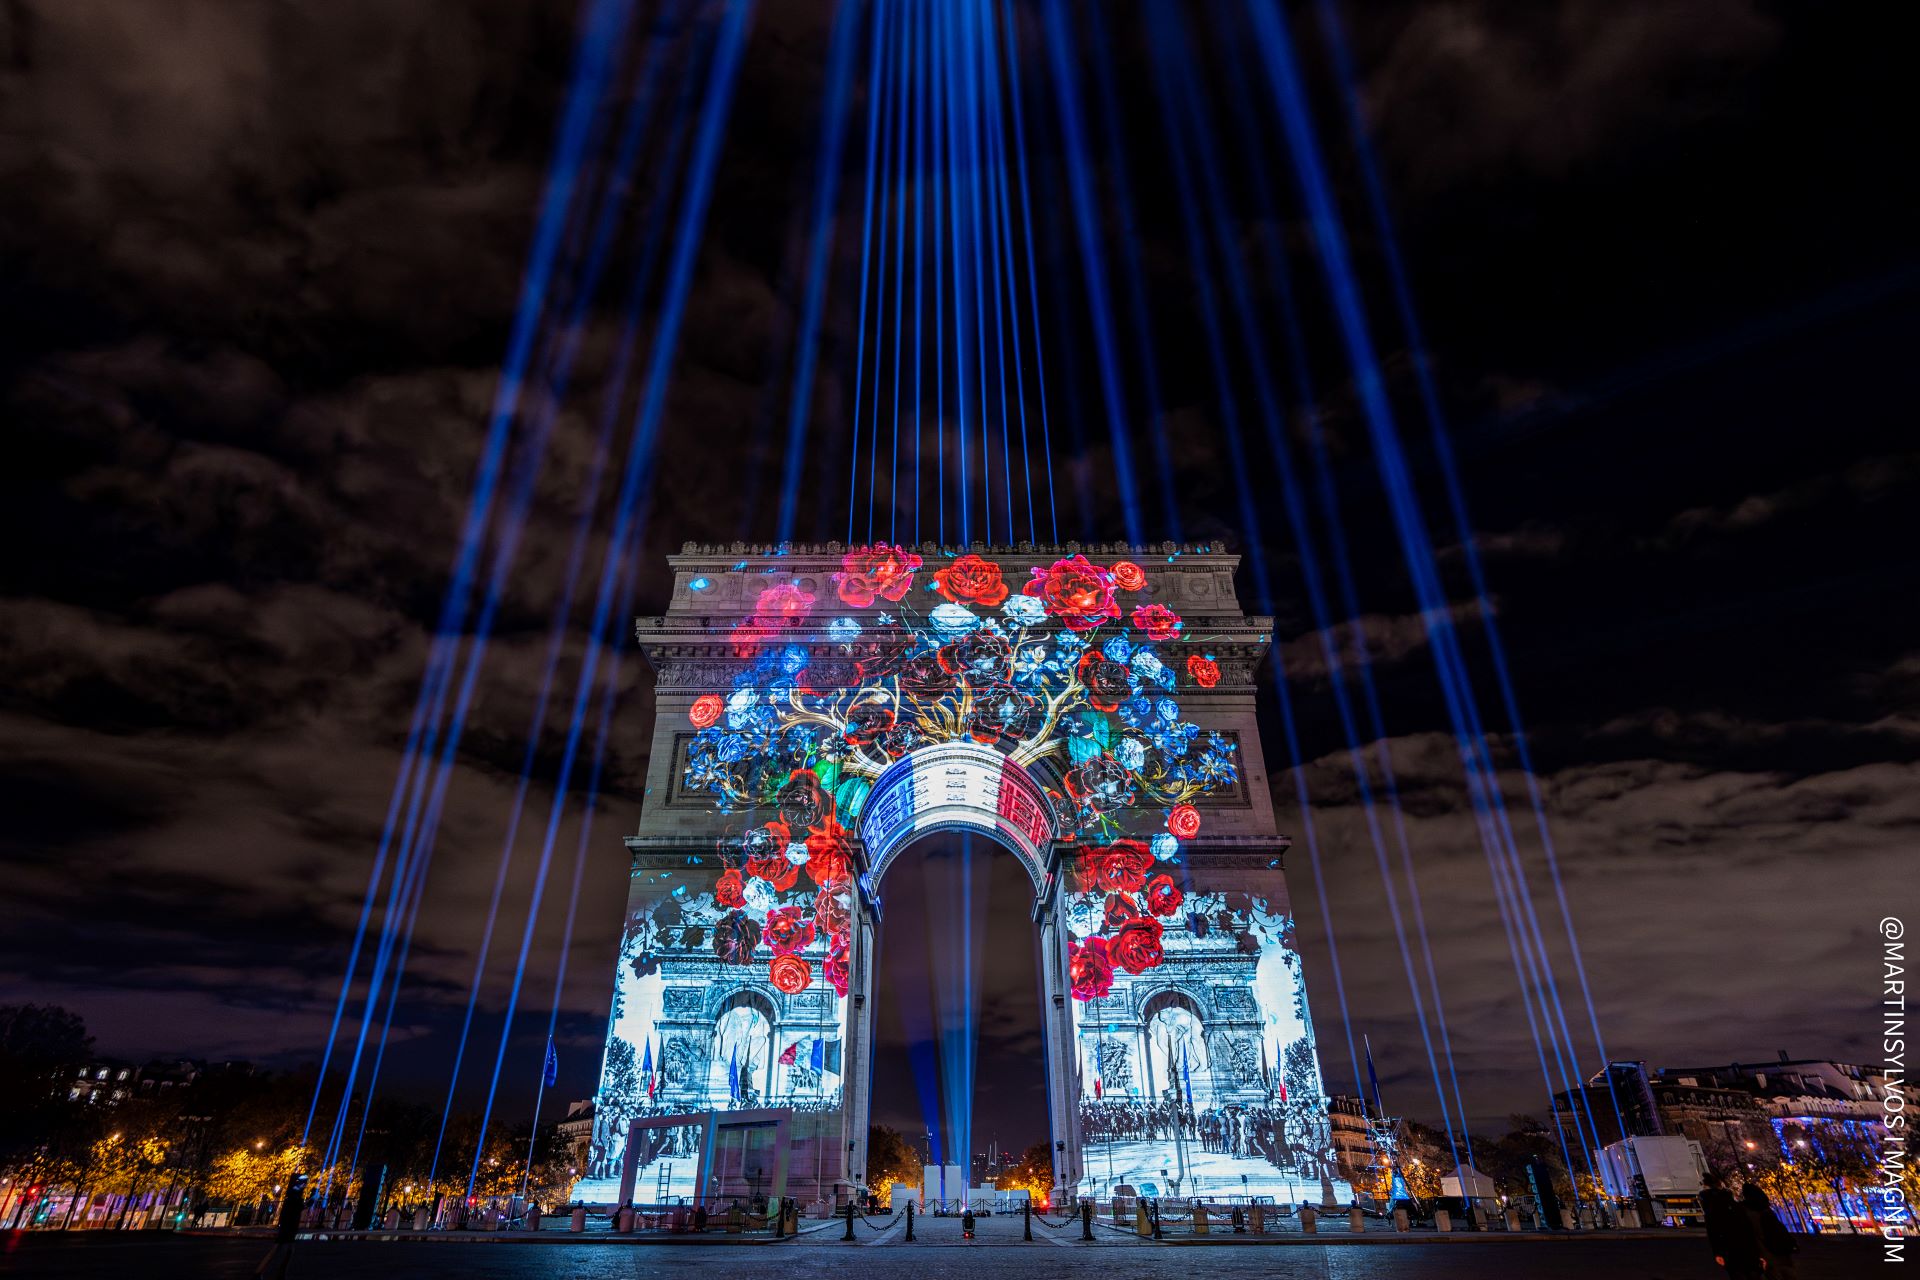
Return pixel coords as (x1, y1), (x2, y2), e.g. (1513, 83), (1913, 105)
(679, 546), (1241, 997)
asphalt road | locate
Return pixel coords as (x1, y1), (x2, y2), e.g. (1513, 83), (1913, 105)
(0, 1226), (1882, 1279)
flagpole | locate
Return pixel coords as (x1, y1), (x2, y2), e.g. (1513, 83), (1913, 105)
(520, 1079), (547, 1206)
(521, 1038), (559, 1207)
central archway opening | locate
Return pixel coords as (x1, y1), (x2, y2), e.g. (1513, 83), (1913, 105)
(867, 830), (1049, 1199)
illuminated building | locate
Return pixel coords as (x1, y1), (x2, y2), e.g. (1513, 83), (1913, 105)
(581, 543), (1350, 1206)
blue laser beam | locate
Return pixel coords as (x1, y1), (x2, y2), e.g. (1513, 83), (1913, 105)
(845, 1), (889, 545)
(774, 0), (860, 544)
(1083, 1), (1180, 542)
(1039, 0), (1142, 545)
(1151, 0), (1469, 1166)
(303, 0), (635, 1149)
(1312, 0), (1627, 1143)
(1242, 0), (1604, 1192)
(464, 0), (756, 1196)
(426, 18), (711, 1185)
(996, 0), (1059, 544)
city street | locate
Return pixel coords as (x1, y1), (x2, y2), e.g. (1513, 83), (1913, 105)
(0, 1228), (1881, 1279)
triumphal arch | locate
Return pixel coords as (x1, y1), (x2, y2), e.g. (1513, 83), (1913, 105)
(578, 541), (1344, 1207)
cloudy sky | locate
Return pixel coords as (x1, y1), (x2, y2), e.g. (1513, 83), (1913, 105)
(2, 0), (1914, 1149)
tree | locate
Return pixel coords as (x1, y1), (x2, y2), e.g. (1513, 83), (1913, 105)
(0, 1004), (94, 1185)
(864, 1126), (923, 1205)
(1000, 1142), (1055, 1203)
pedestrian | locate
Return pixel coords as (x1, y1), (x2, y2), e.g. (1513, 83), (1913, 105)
(1701, 1171), (1765, 1279)
(1742, 1184), (1798, 1280)
(255, 1173), (306, 1280)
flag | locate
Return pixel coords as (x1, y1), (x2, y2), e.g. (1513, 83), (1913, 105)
(779, 1040), (799, 1066)
(542, 1037), (558, 1089)
(1181, 1047), (1195, 1110)
(1094, 1077), (1103, 1100)
(1260, 1038), (1270, 1090)
(809, 1037), (825, 1072)
(1364, 1037), (1385, 1118)
(728, 1045), (739, 1101)
(642, 1039), (656, 1099)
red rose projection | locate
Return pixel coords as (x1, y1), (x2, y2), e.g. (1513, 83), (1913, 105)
(1104, 893), (1141, 929)
(823, 944), (850, 997)
(711, 911), (762, 966)
(1068, 935), (1115, 1000)
(764, 905), (815, 956)
(1108, 916), (1165, 974)
(933, 553), (1010, 606)
(1167, 803), (1201, 839)
(1144, 873), (1184, 917)
(1130, 603), (1183, 641)
(1187, 654), (1221, 688)
(804, 825), (852, 886)
(752, 583), (816, 629)
(844, 701), (896, 747)
(1110, 560), (1148, 592)
(1023, 555), (1120, 631)
(814, 884), (851, 940)
(745, 844), (800, 893)
(689, 694), (724, 728)
(777, 770), (832, 831)
(769, 953), (813, 994)
(938, 629), (1013, 682)
(834, 543), (922, 607)
(1090, 840), (1154, 895)
(1076, 649), (1132, 712)
(715, 867), (746, 909)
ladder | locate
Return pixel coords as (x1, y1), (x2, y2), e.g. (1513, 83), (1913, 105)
(656, 1162), (670, 1202)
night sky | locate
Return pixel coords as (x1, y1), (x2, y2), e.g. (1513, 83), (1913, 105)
(3, 0), (1916, 1154)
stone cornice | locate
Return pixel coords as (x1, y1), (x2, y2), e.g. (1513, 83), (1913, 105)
(672, 538), (1236, 562)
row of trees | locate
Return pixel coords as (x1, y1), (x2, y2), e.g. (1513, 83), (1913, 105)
(0, 1005), (579, 1228)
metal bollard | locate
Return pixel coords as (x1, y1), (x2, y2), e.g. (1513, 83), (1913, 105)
(1151, 1200), (1164, 1240)
(905, 1197), (915, 1242)
(412, 1206), (430, 1231)
(1301, 1204), (1318, 1234)
(1249, 1203), (1264, 1234)
(843, 1200), (856, 1241)
(1619, 1205), (1640, 1230)
(1505, 1207), (1523, 1232)
(524, 1206), (541, 1233)
(1434, 1208), (1452, 1233)
(1193, 1203), (1209, 1235)
(570, 1206), (586, 1233)
(1393, 1207), (1409, 1232)
(1348, 1205), (1364, 1233)
(1023, 1199), (1033, 1241)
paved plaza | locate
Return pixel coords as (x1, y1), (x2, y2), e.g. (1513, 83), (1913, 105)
(1, 1223), (1881, 1279)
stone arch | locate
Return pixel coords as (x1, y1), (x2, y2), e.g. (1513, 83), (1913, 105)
(858, 740), (1056, 892)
